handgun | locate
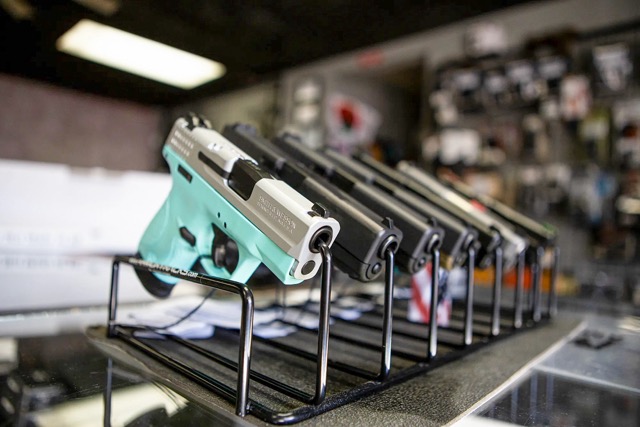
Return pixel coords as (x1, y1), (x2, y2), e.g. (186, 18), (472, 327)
(352, 154), (503, 268)
(323, 149), (478, 269)
(395, 161), (528, 270)
(439, 174), (557, 248)
(272, 132), (443, 274)
(222, 123), (402, 282)
(136, 116), (340, 298)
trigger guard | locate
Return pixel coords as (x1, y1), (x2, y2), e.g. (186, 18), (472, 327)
(197, 256), (233, 280)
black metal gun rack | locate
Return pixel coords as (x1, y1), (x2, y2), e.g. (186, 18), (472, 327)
(106, 241), (558, 425)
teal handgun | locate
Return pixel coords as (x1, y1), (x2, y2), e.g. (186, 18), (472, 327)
(136, 115), (340, 298)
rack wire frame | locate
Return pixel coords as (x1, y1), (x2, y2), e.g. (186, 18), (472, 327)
(106, 243), (558, 424)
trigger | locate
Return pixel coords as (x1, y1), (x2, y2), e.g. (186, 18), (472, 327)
(211, 224), (239, 273)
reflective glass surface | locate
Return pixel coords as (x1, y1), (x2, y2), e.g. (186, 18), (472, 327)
(476, 315), (640, 426)
(0, 333), (247, 427)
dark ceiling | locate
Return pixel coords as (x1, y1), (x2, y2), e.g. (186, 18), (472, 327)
(0, 0), (534, 106)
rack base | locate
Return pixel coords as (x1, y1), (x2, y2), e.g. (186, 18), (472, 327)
(100, 253), (558, 424)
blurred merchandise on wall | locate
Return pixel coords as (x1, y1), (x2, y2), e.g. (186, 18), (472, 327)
(424, 22), (640, 308)
(326, 92), (381, 153)
(278, 0), (640, 311)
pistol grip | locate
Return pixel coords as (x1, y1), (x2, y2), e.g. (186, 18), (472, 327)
(137, 196), (199, 298)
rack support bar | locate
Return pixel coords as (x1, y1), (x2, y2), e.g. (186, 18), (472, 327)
(313, 242), (332, 405)
(514, 251), (525, 328)
(491, 246), (503, 337)
(379, 248), (395, 381)
(532, 246), (544, 322)
(428, 247), (440, 360)
(464, 247), (476, 346)
(548, 246), (560, 318)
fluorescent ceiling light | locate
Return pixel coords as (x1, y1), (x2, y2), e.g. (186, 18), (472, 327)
(57, 19), (225, 89)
